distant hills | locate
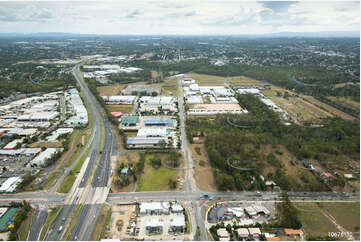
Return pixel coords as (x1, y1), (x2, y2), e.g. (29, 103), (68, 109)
(0, 31), (359, 38)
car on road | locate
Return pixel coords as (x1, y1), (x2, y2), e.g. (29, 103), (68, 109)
(200, 194), (211, 200)
(58, 226), (63, 233)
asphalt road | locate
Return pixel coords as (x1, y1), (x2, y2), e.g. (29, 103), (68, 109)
(46, 64), (106, 240)
(69, 64), (117, 240)
(27, 205), (48, 241)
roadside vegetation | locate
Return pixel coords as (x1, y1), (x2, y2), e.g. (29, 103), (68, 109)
(187, 93), (359, 192)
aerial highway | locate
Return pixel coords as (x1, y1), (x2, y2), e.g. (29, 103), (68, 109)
(3, 64), (357, 241)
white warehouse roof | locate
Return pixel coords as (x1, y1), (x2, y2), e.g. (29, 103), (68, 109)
(0, 177), (23, 193)
(29, 148), (61, 167)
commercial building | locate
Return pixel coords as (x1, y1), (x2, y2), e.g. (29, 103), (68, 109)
(145, 218), (163, 233)
(139, 202), (170, 215)
(0, 177), (23, 193)
(248, 228), (261, 238)
(169, 215), (185, 232)
(217, 228), (230, 241)
(237, 228), (250, 239)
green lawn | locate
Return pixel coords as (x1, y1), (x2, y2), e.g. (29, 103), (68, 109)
(136, 157), (178, 192)
(43, 171), (60, 190)
(296, 202), (339, 237)
(319, 202), (360, 233)
(106, 105), (133, 113)
(57, 172), (76, 193)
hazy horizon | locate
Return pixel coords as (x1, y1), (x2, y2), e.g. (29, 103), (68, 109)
(0, 0), (359, 35)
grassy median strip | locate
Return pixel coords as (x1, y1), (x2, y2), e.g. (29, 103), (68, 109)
(91, 206), (111, 240)
(39, 206), (60, 241)
(18, 208), (35, 240)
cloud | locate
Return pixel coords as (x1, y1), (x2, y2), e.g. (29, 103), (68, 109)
(0, 1), (358, 35)
(260, 1), (298, 12)
(125, 9), (142, 19)
(0, 5), (53, 22)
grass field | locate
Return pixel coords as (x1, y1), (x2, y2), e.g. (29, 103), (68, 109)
(28, 141), (63, 148)
(190, 143), (217, 192)
(319, 202), (360, 233)
(57, 171), (76, 193)
(105, 104), (133, 114)
(43, 171), (60, 190)
(184, 72), (264, 86)
(136, 154), (179, 192)
(295, 202), (339, 238)
(39, 206), (60, 241)
(97, 84), (127, 96)
(302, 96), (355, 121)
(261, 85), (355, 121)
(327, 96), (360, 112)
(294, 202), (360, 240)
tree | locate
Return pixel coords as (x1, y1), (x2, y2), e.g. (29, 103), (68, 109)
(168, 178), (177, 189)
(168, 151), (181, 167)
(150, 157), (162, 169)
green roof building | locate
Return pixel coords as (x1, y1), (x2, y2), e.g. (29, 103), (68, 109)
(121, 115), (139, 126)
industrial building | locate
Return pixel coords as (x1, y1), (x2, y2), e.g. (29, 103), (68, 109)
(28, 148), (62, 167)
(181, 78), (196, 86)
(139, 96), (177, 113)
(137, 128), (169, 137)
(0, 148), (41, 157)
(103, 96), (137, 105)
(127, 137), (166, 148)
(47, 128), (74, 141)
(121, 85), (161, 96)
(186, 96), (203, 104)
(3, 139), (23, 150)
(144, 118), (174, 127)
(65, 89), (88, 126)
(0, 177), (23, 193)
(121, 115), (139, 127)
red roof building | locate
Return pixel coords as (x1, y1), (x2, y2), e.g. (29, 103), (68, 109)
(111, 112), (123, 118)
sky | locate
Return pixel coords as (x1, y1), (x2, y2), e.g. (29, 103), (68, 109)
(0, 0), (359, 35)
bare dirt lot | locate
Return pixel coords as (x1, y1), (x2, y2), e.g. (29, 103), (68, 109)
(109, 205), (136, 239)
(97, 84), (127, 96)
(190, 144), (217, 192)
